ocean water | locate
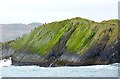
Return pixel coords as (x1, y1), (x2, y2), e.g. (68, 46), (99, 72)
(0, 63), (119, 78)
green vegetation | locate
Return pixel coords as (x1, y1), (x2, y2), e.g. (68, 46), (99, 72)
(7, 17), (118, 56)
(0, 42), (2, 45)
(13, 19), (71, 54)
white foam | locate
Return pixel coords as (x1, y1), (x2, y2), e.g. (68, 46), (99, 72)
(0, 57), (12, 67)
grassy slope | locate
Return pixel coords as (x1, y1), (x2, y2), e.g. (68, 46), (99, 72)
(0, 42), (2, 50)
(0, 42), (2, 44)
(11, 17), (118, 56)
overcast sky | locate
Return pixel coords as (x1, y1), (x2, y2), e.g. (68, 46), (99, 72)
(0, 0), (119, 24)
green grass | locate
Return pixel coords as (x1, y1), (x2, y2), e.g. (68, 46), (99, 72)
(0, 42), (2, 45)
(9, 17), (118, 55)
(13, 19), (71, 54)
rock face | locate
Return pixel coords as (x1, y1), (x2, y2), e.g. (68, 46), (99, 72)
(0, 17), (119, 67)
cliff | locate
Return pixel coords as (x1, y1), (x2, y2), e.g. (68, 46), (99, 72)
(0, 17), (119, 67)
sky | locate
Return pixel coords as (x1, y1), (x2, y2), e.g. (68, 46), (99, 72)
(0, 0), (119, 24)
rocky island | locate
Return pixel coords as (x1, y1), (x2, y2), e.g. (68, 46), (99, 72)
(0, 17), (119, 67)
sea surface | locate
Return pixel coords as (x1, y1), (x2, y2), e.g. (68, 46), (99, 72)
(0, 63), (119, 78)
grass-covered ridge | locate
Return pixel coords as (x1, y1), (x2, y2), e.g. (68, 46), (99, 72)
(11, 17), (118, 56)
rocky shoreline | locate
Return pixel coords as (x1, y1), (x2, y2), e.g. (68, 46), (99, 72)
(0, 42), (119, 67)
(0, 18), (119, 67)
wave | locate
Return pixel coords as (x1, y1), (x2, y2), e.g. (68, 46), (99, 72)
(0, 57), (12, 67)
(6, 63), (118, 70)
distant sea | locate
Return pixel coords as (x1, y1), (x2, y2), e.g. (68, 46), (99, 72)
(0, 62), (119, 78)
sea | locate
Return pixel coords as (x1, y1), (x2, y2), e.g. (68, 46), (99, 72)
(0, 59), (119, 78)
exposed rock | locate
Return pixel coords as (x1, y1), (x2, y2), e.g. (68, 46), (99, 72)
(0, 17), (119, 67)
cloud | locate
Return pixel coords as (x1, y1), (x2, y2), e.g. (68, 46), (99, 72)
(0, 0), (119, 23)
